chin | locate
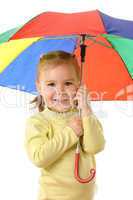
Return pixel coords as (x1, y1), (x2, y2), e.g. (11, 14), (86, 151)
(53, 105), (72, 112)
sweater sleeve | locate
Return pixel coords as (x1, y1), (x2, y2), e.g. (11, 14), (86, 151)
(81, 114), (106, 154)
(24, 116), (79, 168)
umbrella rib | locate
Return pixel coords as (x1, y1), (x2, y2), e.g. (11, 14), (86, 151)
(41, 35), (79, 40)
(39, 34), (112, 49)
(9, 34), (112, 50)
(86, 35), (112, 48)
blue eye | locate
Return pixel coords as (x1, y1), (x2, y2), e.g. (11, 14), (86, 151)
(47, 83), (55, 86)
(65, 82), (72, 86)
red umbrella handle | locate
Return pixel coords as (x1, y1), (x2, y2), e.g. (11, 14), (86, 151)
(74, 34), (96, 184)
(74, 143), (96, 184)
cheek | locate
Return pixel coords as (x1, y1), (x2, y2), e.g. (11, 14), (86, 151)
(66, 85), (78, 97)
(41, 87), (56, 100)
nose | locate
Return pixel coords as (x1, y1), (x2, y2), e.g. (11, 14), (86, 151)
(56, 85), (65, 95)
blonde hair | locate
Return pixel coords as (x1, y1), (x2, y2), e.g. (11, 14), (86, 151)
(30, 51), (81, 112)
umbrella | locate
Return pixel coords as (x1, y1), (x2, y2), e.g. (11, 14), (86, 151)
(0, 10), (133, 100)
(0, 10), (133, 183)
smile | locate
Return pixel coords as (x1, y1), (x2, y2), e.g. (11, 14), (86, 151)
(53, 99), (69, 102)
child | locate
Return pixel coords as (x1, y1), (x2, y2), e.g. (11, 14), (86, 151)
(25, 51), (105, 200)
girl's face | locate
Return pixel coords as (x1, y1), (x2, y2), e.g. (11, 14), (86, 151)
(36, 64), (80, 112)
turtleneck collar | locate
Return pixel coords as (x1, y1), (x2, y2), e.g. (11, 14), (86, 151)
(42, 106), (79, 119)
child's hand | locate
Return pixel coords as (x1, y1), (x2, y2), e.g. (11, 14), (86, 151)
(68, 116), (83, 137)
(73, 84), (92, 112)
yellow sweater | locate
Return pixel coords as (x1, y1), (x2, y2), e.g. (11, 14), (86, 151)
(25, 106), (105, 200)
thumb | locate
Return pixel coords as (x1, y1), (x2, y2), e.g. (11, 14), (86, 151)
(73, 97), (78, 107)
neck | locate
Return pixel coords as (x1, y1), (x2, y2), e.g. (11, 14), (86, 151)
(47, 106), (76, 113)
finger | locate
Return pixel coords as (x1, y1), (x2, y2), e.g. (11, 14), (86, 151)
(73, 97), (78, 106)
(80, 86), (88, 93)
(72, 116), (81, 120)
(79, 84), (87, 89)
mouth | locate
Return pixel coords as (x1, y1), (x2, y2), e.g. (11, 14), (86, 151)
(53, 99), (69, 102)
(51, 98), (72, 110)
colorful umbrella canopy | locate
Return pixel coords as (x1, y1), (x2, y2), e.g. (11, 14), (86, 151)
(0, 10), (133, 100)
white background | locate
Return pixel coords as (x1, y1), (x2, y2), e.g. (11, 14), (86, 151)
(0, 0), (133, 199)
